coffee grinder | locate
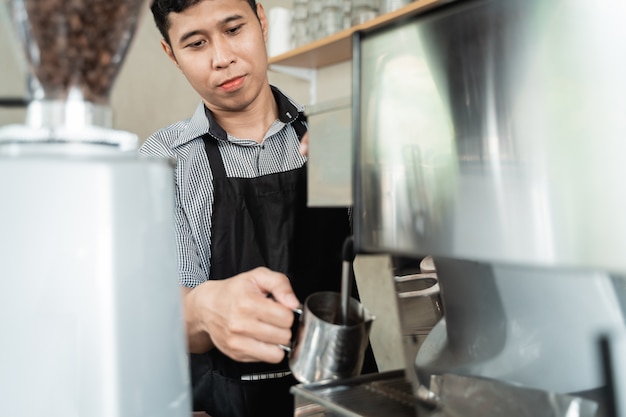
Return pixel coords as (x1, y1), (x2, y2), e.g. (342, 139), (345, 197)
(0, 1), (191, 416)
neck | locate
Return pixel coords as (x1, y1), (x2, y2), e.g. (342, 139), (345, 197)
(211, 85), (278, 143)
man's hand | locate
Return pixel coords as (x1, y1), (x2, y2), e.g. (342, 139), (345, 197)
(183, 267), (301, 363)
(299, 132), (309, 156)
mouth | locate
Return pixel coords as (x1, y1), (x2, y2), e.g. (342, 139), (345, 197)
(218, 76), (245, 92)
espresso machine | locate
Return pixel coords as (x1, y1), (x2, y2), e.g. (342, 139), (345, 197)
(0, 1), (191, 416)
(293, 0), (626, 415)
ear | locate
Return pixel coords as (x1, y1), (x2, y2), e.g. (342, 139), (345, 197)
(161, 39), (180, 68)
(256, 3), (269, 43)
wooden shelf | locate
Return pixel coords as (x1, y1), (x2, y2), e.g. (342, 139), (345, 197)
(268, 0), (447, 69)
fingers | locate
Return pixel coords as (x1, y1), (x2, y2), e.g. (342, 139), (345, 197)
(198, 267), (301, 363)
(248, 267), (301, 310)
(226, 302), (294, 346)
(224, 333), (289, 363)
(299, 132), (309, 156)
(217, 314), (293, 363)
(211, 304), (293, 363)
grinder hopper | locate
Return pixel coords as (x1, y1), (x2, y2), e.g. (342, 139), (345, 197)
(1, 0), (144, 145)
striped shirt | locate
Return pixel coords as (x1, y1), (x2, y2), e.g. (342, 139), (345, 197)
(139, 86), (307, 288)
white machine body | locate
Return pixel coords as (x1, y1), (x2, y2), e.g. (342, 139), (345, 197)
(0, 147), (191, 417)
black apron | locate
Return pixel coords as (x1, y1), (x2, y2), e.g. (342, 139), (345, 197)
(190, 119), (377, 417)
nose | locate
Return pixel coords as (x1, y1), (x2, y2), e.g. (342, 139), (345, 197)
(212, 37), (235, 69)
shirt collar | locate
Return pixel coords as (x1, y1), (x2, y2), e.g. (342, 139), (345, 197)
(172, 85), (304, 148)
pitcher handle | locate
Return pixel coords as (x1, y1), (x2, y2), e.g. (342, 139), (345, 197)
(278, 306), (303, 354)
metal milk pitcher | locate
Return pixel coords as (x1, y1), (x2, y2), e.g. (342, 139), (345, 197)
(288, 291), (375, 384)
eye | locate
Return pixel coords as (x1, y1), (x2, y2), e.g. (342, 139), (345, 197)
(226, 24), (243, 35)
(186, 39), (206, 49)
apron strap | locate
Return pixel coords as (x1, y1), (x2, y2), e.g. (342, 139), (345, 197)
(291, 112), (308, 142)
(202, 134), (227, 180)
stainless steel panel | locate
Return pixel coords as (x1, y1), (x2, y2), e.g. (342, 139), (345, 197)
(393, 273), (443, 393)
(308, 97), (352, 207)
(356, 0), (626, 273)
(291, 370), (416, 417)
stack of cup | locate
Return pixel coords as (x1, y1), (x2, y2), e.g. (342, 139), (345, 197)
(379, 0), (412, 14)
(267, 7), (293, 57)
(319, 0), (344, 38)
(342, 0), (352, 30)
(291, 0), (309, 47)
(308, 0), (323, 41)
(351, 0), (379, 26)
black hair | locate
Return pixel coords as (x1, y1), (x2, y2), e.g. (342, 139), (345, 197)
(151, 0), (258, 45)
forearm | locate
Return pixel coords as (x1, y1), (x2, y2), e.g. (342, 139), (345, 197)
(181, 286), (216, 354)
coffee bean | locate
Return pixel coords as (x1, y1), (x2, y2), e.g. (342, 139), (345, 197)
(17, 0), (145, 104)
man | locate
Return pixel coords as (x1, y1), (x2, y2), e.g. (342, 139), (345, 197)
(141, 1), (376, 416)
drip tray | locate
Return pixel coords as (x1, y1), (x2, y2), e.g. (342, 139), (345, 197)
(291, 370), (417, 417)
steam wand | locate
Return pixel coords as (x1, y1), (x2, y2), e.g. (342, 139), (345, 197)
(340, 236), (355, 325)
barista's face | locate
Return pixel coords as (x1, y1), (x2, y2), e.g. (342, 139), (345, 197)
(162, 0), (269, 113)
